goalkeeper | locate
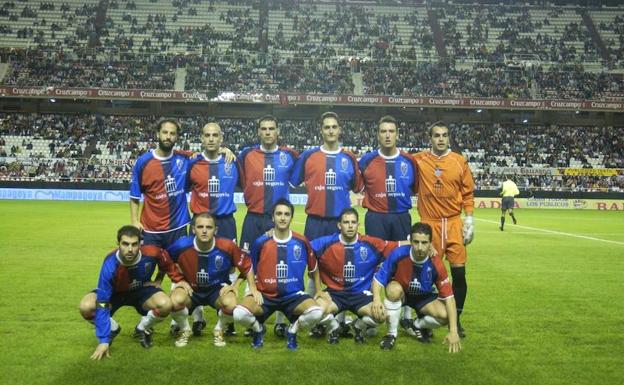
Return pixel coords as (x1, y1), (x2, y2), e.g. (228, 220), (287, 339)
(413, 121), (475, 339)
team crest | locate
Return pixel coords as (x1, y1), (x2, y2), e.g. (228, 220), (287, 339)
(341, 157), (348, 172)
(400, 161), (408, 177)
(434, 167), (442, 177)
(214, 254), (224, 270)
(359, 247), (368, 262)
(224, 162), (233, 176)
(176, 158), (184, 171)
(293, 245), (302, 260)
(279, 151), (287, 166)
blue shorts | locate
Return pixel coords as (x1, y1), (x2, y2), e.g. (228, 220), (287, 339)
(189, 284), (225, 312)
(365, 211), (411, 241)
(143, 226), (188, 249)
(327, 289), (373, 314)
(501, 197), (515, 210)
(215, 214), (237, 242)
(257, 292), (313, 324)
(240, 212), (274, 252)
(404, 293), (438, 312)
(304, 215), (339, 240)
(107, 286), (163, 316)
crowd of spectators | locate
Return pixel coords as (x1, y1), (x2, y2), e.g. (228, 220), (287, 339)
(1, 113), (622, 192)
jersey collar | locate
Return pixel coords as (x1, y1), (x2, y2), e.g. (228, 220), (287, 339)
(377, 148), (400, 159)
(116, 250), (142, 267)
(151, 149), (174, 161)
(260, 145), (279, 153)
(339, 233), (359, 245)
(428, 148), (452, 159)
(320, 145), (342, 155)
(202, 152), (223, 163)
(194, 237), (215, 253)
(273, 230), (293, 243)
(409, 248), (428, 265)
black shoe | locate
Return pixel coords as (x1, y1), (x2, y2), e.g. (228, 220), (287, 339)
(338, 322), (353, 338)
(244, 327), (253, 337)
(399, 318), (417, 337)
(353, 325), (365, 344)
(169, 324), (181, 337)
(380, 334), (396, 350)
(499, 226), (504, 231)
(327, 329), (340, 345)
(134, 326), (152, 348)
(224, 323), (237, 337)
(414, 327), (432, 344)
(512, 217), (517, 224)
(308, 323), (325, 338)
(109, 326), (121, 345)
(458, 322), (466, 338)
(192, 320), (206, 337)
(274, 323), (287, 338)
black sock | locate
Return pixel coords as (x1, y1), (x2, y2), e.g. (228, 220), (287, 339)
(500, 216), (505, 228)
(510, 213), (516, 223)
(451, 266), (467, 322)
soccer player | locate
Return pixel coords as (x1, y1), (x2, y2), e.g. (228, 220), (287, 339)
(238, 115), (299, 336)
(413, 121), (475, 338)
(238, 115), (299, 253)
(186, 121), (241, 337)
(499, 175), (519, 231)
(311, 208), (403, 344)
(188, 122), (240, 241)
(129, 118), (190, 248)
(167, 213), (261, 347)
(372, 222), (461, 353)
(233, 199), (324, 351)
(290, 111), (364, 240)
(359, 115), (418, 333)
(78, 225), (191, 359)
(290, 111), (364, 337)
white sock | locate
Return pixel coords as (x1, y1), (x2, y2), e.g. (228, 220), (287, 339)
(297, 306), (323, 330)
(288, 320), (299, 334)
(171, 308), (190, 331)
(137, 309), (165, 331)
(216, 309), (234, 330)
(192, 306), (204, 323)
(335, 311), (346, 324)
(319, 314), (339, 333)
(110, 318), (119, 332)
(384, 299), (402, 337)
(233, 305), (261, 332)
(275, 311), (286, 324)
(414, 315), (443, 329)
(355, 315), (378, 330)
(401, 306), (413, 320)
(229, 272), (238, 286)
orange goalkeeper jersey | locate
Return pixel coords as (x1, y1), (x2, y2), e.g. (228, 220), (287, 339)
(413, 150), (474, 220)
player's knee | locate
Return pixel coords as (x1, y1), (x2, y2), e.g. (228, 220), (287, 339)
(154, 296), (173, 316)
(233, 304), (255, 326)
(170, 289), (187, 307)
(220, 296), (237, 314)
(385, 281), (403, 301)
(79, 295), (95, 320)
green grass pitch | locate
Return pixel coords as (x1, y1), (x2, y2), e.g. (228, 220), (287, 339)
(0, 201), (622, 385)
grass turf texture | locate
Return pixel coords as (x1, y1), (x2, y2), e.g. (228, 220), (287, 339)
(0, 201), (622, 385)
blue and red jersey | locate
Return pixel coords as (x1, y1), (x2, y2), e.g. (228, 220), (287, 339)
(187, 154), (239, 216)
(310, 233), (397, 293)
(374, 245), (453, 299)
(167, 235), (251, 291)
(129, 150), (190, 232)
(359, 150), (418, 214)
(94, 245), (184, 343)
(238, 145), (299, 215)
(290, 147), (364, 218)
(250, 231), (316, 299)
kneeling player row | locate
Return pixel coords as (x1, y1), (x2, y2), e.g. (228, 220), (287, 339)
(80, 200), (461, 359)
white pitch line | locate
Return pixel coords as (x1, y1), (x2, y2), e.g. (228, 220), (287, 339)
(476, 218), (624, 246)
